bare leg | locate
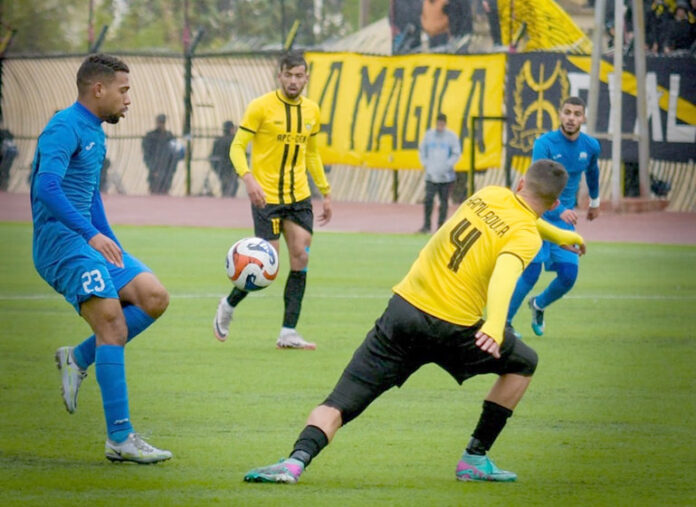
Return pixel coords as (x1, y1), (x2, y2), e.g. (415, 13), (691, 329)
(484, 373), (532, 410)
(306, 404), (343, 442)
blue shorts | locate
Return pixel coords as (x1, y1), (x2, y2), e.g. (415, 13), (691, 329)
(531, 216), (579, 271)
(37, 243), (151, 313)
(533, 240), (579, 271)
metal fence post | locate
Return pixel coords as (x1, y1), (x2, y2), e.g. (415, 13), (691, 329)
(183, 29), (203, 196)
(469, 115), (508, 198)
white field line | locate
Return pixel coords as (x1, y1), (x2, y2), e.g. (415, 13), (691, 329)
(1, 292), (695, 301)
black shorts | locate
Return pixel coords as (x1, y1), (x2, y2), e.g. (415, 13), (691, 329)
(251, 198), (314, 241)
(323, 294), (538, 424)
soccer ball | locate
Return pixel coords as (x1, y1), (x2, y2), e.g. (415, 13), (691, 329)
(226, 237), (279, 291)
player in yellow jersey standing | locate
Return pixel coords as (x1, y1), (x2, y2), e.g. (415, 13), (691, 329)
(243, 159), (585, 484)
(213, 51), (332, 350)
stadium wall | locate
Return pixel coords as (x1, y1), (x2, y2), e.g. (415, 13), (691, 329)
(2, 53), (694, 211)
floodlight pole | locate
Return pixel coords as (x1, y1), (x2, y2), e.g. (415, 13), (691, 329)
(587, 0), (606, 135)
(610, 0), (624, 211)
(632, 0), (650, 198)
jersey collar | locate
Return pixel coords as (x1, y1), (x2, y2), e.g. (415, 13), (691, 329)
(74, 101), (103, 126)
(513, 194), (539, 218)
(275, 90), (302, 106)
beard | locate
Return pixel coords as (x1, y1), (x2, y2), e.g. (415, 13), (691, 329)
(104, 114), (122, 124)
(561, 123), (580, 136)
(284, 89), (300, 99)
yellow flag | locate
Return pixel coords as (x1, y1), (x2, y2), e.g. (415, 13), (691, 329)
(496, 0), (592, 53)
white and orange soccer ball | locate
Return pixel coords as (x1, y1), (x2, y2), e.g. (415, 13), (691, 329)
(226, 237), (279, 291)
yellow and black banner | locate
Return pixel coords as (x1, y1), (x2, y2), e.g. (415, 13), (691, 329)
(506, 52), (696, 162)
(305, 52), (506, 171)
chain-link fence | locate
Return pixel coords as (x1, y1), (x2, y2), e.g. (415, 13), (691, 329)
(2, 52), (694, 210)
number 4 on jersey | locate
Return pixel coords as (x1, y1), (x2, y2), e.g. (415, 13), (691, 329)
(448, 219), (481, 272)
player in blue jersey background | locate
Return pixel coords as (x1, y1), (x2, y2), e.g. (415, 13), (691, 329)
(30, 54), (172, 463)
(506, 97), (600, 338)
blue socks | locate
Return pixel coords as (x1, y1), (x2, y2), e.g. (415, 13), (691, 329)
(73, 305), (154, 370)
(507, 262), (542, 323)
(95, 345), (133, 443)
(535, 263), (578, 309)
(507, 262), (579, 323)
(75, 305), (156, 443)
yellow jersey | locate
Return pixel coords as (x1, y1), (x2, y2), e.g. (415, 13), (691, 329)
(394, 186), (542, 328)
(235, 90), (330, 205)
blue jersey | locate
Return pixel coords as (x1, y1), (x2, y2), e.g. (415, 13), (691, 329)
(532, 129), (600, 228)
(31, 102), (107, 268)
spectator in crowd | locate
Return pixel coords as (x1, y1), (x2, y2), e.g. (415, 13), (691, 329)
(646, 0), (673, 52)
(142, 114), (184, 195)
(477, 0), (502, 46)
(418, 113), (461, 234)
(99, 156), (126, 194)
(0, 123), (18, 191)
(389, 0), (424, 54)
(421, 0), (473, 50)
(209, 120), (239, 197)
(664, 0), (696, 52)
(99, 157), (111, 193)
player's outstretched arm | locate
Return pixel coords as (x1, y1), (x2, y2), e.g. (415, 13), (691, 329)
(535, 218), (586, 256)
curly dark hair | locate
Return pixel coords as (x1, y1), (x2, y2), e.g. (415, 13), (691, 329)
(77, 53), (129, 94)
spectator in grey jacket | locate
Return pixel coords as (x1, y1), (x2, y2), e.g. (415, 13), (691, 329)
(418, 113), (461, 233)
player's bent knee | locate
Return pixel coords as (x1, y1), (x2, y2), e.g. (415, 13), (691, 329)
(322, 380), (374, 426)
(145, 286), (169, 317)
(556, 263), (578, 290)
(504, 339), (538, 376)
(133, 281), (169, 318)
(290, 251), (309, 272)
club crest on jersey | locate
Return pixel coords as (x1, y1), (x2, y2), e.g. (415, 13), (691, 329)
(579, 151), (588, 160)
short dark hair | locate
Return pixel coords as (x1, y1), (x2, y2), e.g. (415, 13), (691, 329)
(279, 51), (307, 71)
(77, 54), (129, 94)
(437, 113), (447, 122)
(561, 96), (586, 110)
(525, 159), (568, 207)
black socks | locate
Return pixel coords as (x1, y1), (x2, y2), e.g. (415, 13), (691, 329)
(283, 270), (307, 328)
(227, 287), (248, 307)
(289, 425), (329, 467)
(466, 400), (513, 455)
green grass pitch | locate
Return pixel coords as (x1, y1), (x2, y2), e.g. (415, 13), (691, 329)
(1, 222), (694, 506)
